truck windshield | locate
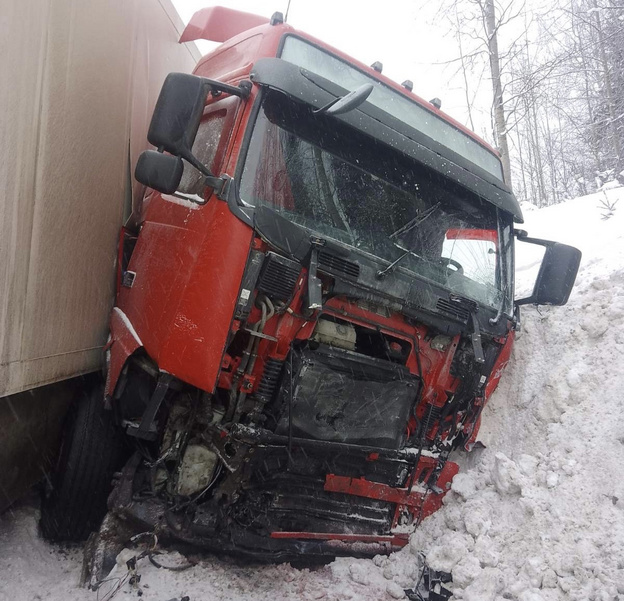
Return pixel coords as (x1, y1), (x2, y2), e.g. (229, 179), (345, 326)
(240, 91), (513, 312)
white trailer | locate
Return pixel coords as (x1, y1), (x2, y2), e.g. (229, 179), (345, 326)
(0, 0), (199, 510)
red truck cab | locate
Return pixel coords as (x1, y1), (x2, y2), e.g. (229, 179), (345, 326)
(41, 7), (581, 578)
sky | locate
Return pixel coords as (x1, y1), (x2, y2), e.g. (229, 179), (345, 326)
(170, 0), (496, 143)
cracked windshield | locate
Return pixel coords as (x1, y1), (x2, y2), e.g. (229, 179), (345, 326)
(241, 91), (512, 310)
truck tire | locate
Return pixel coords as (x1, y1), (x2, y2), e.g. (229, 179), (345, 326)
(40, 379), (126, 541)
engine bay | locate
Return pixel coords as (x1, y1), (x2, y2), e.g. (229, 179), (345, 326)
(111, 241), (507, 560)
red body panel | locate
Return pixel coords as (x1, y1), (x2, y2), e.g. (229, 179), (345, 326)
(325, 459), (460, 521)
(116, 194), (254, 393)
(485, 331), (515, 400)
(462, 330), (515, 449)
(105, 308), (142, 398)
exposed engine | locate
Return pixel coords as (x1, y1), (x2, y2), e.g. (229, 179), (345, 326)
(111, 244), (504, 561)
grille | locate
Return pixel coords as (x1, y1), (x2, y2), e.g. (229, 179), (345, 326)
(318, 250), (360, 280)
(257, 252), (301, 302)
(265, 475), (391, 534)
(436, 298), (472, 322)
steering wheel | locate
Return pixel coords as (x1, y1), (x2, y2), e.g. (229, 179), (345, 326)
(440, 257), (464, 275)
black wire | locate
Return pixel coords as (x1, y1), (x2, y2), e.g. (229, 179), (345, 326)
(148, 553), (195, 572)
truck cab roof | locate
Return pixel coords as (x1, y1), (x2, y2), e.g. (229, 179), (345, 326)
(181, 6), (523, 222)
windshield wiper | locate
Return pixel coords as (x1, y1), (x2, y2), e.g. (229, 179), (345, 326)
(388, 203), (440, 240)
(376, 203), (440, 280)
(376, 246), (422, 280)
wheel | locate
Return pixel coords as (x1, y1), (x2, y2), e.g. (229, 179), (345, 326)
(40, 378), (127, 541)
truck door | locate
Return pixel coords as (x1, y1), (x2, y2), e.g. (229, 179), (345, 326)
(117, 93), (246, 386)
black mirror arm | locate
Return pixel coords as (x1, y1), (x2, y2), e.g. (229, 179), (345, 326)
(203, 78), (252, 100)
(179, 147), (211, 176)
(513, 229), (557, 249)
(514, 230), (556, 306)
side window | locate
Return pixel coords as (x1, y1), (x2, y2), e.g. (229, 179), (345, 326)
(176, 95), (240, 196)
(177, 110), (227, 195)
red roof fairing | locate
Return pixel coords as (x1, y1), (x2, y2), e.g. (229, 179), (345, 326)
(180, 6), (269, 43)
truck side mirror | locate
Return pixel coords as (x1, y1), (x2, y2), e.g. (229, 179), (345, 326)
(148, 72), (211, 162)
(135, 150), (184, 194)
(135, 72), (252, 194)
(135, 73), (212, 194)
(515, 233), (581, 306)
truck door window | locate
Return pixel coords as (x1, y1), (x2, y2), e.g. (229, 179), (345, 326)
(177, 96), (239, 196)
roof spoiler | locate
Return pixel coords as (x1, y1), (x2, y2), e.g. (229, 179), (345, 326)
(250, 58), (523, 222)
(179, 6), (268, 44)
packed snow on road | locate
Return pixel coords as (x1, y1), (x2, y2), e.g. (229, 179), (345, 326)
(1, 187), (623, 601)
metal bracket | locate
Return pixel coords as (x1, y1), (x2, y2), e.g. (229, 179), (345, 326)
(307, 237), (325, 310)
(126, 373), (173, 440)
(470, 313), (486, 364)
(204, 174), (232, 200)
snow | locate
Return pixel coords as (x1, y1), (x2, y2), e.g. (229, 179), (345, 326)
(161, 193), (202, 210)
(1, 188), (624, 600)
(113, 307), (143, 347)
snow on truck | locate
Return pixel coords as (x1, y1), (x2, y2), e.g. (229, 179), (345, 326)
(37, 6), (581, 578)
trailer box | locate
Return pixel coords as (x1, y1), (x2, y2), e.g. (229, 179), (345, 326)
(0, 0), (199, 510)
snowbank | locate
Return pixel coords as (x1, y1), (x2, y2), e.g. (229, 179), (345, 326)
(390, 187), (624, 600)
(1, 188), (623, 601)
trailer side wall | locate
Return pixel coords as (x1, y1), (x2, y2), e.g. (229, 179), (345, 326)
(0, 0), (199, 510)
(0, 0), (199, 397)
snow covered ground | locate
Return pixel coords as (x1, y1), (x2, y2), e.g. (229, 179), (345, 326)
(1, 188), (623, 601)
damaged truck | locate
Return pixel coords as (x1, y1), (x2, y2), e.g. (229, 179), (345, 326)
(39, 6), (581, 575)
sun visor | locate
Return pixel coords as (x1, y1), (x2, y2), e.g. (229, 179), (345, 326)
(250, 58), (523, 222)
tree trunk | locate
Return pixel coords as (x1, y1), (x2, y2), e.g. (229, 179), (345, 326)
(485, 0), (512, 187)
(594, 0), (622, 170)
(455, 5), (476, 131)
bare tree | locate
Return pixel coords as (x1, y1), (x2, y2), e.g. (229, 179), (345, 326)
(437, 0), (528, 189)
(484, 0), (513, 184)
(429, 0), (624, 205)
